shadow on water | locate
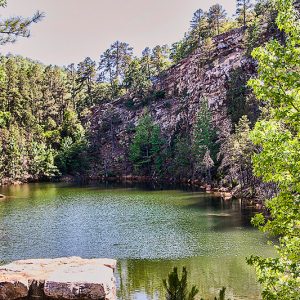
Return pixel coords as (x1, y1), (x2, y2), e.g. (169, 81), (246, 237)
(0, 182), (275, 300)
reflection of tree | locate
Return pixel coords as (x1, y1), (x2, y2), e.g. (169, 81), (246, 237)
(116, 256), (263, 300)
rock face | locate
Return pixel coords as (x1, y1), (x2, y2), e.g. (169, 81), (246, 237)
(0, 257), (117, 300)
(89, 27), (257, 177)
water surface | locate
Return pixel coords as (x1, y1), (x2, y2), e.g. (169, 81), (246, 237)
(0, 183), (274, 299)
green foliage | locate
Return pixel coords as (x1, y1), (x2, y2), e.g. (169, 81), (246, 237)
(226, 68), (250, 125)
(219, 115), (255, 190)
(129, 112), (165, 175)
(246, 0), (300, 298)
(171, 135), (194, 179)
(163, 267), (199, 300)
(55, 136), (89, 175)
(212, 287), (230, 300)
(0, 55), (91, 183)
(0, 111), (11, 127)
(0, 1), (44, 45)
(193, 98), (217, 179)
(124, 58), (151, 95)
(236, 0), (253, 27)
(207, 4), (227, 35)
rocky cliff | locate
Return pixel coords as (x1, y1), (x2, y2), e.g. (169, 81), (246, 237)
(89, 27), (256, 179)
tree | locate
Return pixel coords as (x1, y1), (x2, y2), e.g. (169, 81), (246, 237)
(151, 45), (171, 75)
(76, 57), (97, 108)
(0, 0), (44, 45)
(98, 41), (133, 97)
(140, 47), (153, 80)
(207, 4), (227, 35)
(129, 112), (165, 175)
(123, 58), (151, 95)
(193, 98), (217, 178)
(171, 134), (194, 179)
(189, 9), (210, 47)
(219, 115), (255, 190)
(163, 267), (199, 300)
(236, 0), (253, 27)
(246, 0), (300, 299)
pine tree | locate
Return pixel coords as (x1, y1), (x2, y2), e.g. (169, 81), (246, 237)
(189, 9), (210, 47)
(236, 0), (253, 27)
(151, 45), (171, 75)
(193, 98), (217, 177)
(140, 47), (153, 80)
(207, 4), (227, 35)
(129, 112), (164, 175)
(163, 267), (199, 300)
(76, 57), (97, 108)
(172, 135), (194, 179)
(0, 0), (43, 45)
(123, 58), (151, 95)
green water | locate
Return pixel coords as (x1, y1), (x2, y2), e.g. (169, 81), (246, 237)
(0, 183), (274, 299)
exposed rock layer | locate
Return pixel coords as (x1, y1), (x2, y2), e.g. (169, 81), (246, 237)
(0, 257), (116, 300)
(89, 27), (256, 177)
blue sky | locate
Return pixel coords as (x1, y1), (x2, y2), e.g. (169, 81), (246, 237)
(0, 0), (237, 66)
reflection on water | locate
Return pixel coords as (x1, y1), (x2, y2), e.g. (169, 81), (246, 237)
(0, 183), (274, 299)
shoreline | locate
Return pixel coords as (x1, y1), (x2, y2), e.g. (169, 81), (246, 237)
(0, 174), (265, 211)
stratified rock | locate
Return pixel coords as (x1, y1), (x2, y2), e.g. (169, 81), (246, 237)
(0, 257), (117, 300)
(89, 27), (256, 177)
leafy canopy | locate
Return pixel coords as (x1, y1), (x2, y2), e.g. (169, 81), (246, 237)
(247, 0), (300, 299)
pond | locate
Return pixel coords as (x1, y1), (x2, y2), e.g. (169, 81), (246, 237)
(0, 183), (275, 299)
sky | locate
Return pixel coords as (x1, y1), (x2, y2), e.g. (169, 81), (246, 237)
(0, 0), (236, 67)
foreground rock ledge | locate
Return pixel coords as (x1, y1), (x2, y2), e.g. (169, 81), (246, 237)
(0, 257), (117, 300)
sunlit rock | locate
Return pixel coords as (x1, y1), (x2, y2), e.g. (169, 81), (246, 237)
(0, 257), (116, 300)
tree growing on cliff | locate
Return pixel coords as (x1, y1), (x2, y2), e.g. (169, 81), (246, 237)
(151, 45), (171, 75)
(193, 98), (217, 179)
(129, 112), (165, 175)
(189, 9), (210, 47)
(123, 58), (151, 95)
(0, 0), (44, 45)
(171, 134), (194, 179)
(98, 41), (133, 97)
(219, 115), (255, 190)
(236, 0), (253, 27)
(207, 4), (227, 35)
(246, 0), (300, 298)
(76, 57), (97, 108)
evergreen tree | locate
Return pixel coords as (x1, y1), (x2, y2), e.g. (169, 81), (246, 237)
(140, 47), (153, 80)
(172, 135), (194, 179)
(0, 0), (43, 45)
(76, 57), (97, 108)
(189, 9), (210, 47)
(98, 41), (133, 97)
(163, 267), (199, 300)
(236, 0), (253, 27)
(207, 4), (227, 35)
(129, 112), (165, 175)
(219, 115), (255, 190)
(193, 98), (217, 178)
(151, 45), (171, 75)
(123, 58), (151, 95)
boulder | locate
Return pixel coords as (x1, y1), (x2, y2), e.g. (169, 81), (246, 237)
(0, 257), (117, 300)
